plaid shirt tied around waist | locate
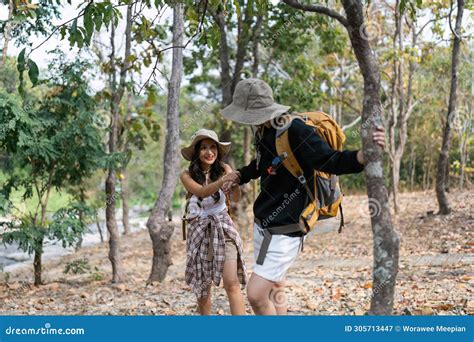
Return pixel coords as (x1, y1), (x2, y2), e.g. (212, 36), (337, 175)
(185, 210), (247, 298)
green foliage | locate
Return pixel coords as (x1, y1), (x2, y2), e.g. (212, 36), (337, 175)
(2, 217), (46, 255)
(61, 2), (122, 49)
(0, 53), (105, 275)
(48, 203), (93, 248)
(64, 258), (91, 275)
(400, 0), (423, 19)
(63, 258), (105, 281)
(0, 0), (62, 46)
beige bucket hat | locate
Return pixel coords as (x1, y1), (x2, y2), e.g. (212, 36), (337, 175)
(221, 78), (291, 125)
(181, 129), (231, 161)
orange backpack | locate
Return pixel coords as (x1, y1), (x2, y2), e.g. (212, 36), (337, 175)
(275, 111), (346, 233)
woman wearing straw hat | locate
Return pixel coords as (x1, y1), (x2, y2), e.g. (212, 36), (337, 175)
(180, 129), (247, 315)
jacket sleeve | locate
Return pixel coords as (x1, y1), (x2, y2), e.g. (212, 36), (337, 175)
(288, 119), (364, 175)
(237, 158), (260, 185)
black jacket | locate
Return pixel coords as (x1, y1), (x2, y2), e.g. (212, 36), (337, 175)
(237, 118), (364, 237)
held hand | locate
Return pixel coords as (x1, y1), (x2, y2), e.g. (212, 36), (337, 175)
(221, 172), (240, 194)
(224, 171), (241, 184)
(222, 180), (238, 194)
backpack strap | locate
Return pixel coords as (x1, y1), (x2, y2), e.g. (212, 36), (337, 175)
(182, 191), (193, 241)
(275, 129), (316, 204)
(338, 203), (344, 233)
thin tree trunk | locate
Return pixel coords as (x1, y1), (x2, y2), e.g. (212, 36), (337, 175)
(388, 2), (416, 214)
(213, 9), (234, 162)
(427, 155), (433, 190)
(422, 155), (428, 190)
(1, 0), (14, 66)
(436, 0), (464, 215)
(96, 212), (104, 243)
(75, 188), (86, 250)
(34, 199), (49, 286)
(214, 10), (233, 107)
(410, 146), (416, 190)
(33, 239), (43, 286)
(106, 23), (122, 282)
(391, 156), (400, 213)
(146, 1), (183, 284)
(106, 3), (133, 283)
(238, 13), (263, 238)
(121, 169), (130, 235)
(459, 121), (470, 189)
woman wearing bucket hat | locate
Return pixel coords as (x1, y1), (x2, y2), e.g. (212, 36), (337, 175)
(220, 78), (386, 315)
(180, 129), (247, 315)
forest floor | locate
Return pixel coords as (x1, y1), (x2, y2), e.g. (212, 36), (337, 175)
(1, 190), (472, 315)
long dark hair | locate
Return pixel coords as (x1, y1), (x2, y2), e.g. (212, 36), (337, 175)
(188, 140), (225, 202)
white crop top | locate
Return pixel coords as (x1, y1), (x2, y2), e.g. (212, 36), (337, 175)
(186, 188), (226, 219)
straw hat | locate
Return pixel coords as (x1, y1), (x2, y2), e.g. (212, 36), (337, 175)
(181, 129), (231, 161)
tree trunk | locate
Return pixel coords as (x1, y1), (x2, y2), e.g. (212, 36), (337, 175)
(236, 13), (263, 238)
(106, 18), (124, 284)
(33, 199), (49, 286)
(409, 146), (416, 190)
(387, 2), (417, 214)
(422, 155), (428, 190)
(146, 1), (183, 284)
(283, 0), (399, 315)
(427, 154), (433, 190)
(1, 0), (14, 66)
(214, 10), (233, 107)
(96, 212), (104, 243)
(213, 9), (235, 163)
(121, 168), (130, 235)
(341, 0), (400, 315)
(33, 239), (43, 286)
(105, 172), (123, 283)
(436, 0), (464, 215)
(104, 3), (133, 283)
(391, 156), (400, 213)
(75, 188), (86, 250)
(459, 124), (470, 189)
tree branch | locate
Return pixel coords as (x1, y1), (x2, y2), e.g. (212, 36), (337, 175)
(342, 115), (362, 131)
(282, 0), (348, 27)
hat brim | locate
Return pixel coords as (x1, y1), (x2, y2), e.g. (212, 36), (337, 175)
(221, 102), (291, 125)
(181, 136), (231, 161)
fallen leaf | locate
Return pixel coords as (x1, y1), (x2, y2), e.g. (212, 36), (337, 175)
(7, 283), (21, 290)
(306, 301), (318, 310)
(414, 306), (434, 315)
(115, 284), (128, 292)
(42, 282), (60, 291)
(144, 300), (155, 307)
(331, 288), (343, 301)
(434, 304), (454, 311)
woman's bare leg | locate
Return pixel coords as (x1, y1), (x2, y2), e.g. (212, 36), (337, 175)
(222, 259), (246, 315)
(197, 287), (212, 315)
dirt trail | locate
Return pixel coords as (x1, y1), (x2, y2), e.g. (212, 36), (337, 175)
(1, 190), (472, 315)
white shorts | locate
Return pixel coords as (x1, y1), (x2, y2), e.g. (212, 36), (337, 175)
(252, 223), (304, 282)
